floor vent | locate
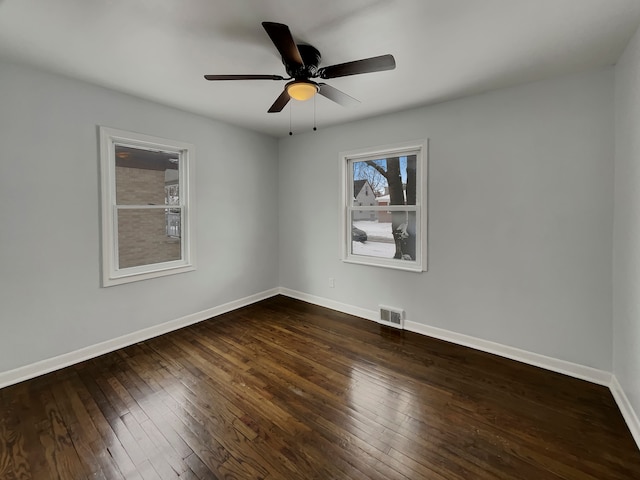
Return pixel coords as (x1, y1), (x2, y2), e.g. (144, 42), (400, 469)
(379, 305), (404, 329)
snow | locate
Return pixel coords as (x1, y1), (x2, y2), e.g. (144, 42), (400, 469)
(352, 240), (395, 257)
(352, 220), (395, 258)
(354, 220), (393, 240)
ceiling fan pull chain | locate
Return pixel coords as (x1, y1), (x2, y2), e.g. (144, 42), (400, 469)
(289, 102), (293, 136)
(313, 95), (317, 132)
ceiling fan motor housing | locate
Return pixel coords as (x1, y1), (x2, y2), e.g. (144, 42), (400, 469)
(285, 44), (321, 79)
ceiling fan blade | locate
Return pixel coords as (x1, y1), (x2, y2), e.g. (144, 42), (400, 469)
(318, 54), (396, 79)
(268, 89), (291, 113)
(318, 83), (360, 107)
(204, 74), (285, 81)
(262, 22), (304, 68)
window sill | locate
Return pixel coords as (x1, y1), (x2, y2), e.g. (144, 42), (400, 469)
(103, 263), (195, 287)
(342, 256), (425, 272)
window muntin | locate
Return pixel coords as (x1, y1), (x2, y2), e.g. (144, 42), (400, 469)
(100, 127), (195, 286)
(341, 140), (427, 272)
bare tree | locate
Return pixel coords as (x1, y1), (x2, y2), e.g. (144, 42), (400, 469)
(404, 155), (417, 260)
(353, 160), (387, 196)
(363, 156), (417, 260)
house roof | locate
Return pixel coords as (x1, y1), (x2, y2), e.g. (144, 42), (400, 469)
(353, 180), (368, 196)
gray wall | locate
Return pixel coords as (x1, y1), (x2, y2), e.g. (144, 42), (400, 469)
(0, 60), (279, 373)
(0, 59), (619, 378)
(279, 68), (614, 370)
(614, 24), (640, 423)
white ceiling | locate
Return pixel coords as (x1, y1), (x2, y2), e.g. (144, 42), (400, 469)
(1, 0), (639, 137)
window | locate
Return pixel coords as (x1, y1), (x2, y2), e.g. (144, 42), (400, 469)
(340, 139), (427, 272)
(99, 127), (195, 286)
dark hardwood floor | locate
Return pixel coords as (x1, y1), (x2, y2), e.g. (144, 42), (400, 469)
(1, 295), (639, 479)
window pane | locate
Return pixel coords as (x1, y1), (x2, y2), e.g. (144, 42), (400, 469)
(352, 155), (417, 207)
(115, 145), (180, 205)
(166, 208), (181, 238)
(117, 208), (181, 268)
(351, 211), (417, 260)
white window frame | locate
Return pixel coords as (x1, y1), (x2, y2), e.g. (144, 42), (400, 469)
(99, 126), (196, 286)
(340, 139), (428, 272)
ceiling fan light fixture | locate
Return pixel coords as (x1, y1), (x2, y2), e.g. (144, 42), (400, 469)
(287, 81), (319, 101)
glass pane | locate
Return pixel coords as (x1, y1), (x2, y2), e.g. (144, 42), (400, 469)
(115, 145), (180, 205)
(351, 211), (417, 261)
(117, 208), (182, 268)
(352, 155), (417, 207)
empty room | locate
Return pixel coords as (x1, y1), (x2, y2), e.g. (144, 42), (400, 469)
(2, 0), (640, 478)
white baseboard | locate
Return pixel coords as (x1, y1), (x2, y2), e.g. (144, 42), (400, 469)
(278, 287), (611, 386)
(0, 288), (280, 389)
(404, 321), (612, 386)
(278, 288), (379, 322)
(610, 375), (640, 448)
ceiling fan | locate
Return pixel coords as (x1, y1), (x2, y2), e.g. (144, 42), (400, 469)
(204, 22), (396, 113)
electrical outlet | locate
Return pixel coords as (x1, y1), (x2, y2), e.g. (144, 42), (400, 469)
(329, 277), (335, 288)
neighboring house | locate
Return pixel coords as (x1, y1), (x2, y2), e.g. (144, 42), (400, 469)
(376, 194), (392, 223)
(115, 150), (181, 268)
(353, 179), (377, 220)
(376, 185), (407, 223)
